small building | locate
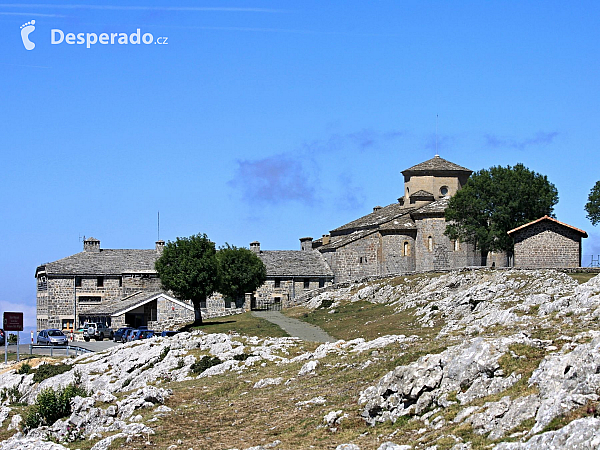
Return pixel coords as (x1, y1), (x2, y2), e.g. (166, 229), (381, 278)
(507, 216), (588, 269)
(251, 239), (334, 310)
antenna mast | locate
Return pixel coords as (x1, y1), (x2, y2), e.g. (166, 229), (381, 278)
(435, 114), (439, 157)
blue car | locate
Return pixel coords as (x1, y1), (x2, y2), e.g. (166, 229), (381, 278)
(131, 329), (155, 341)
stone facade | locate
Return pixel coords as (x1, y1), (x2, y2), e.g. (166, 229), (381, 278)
(508, 216), (587, 269)
(251, 240), (334, 309)
(313, 156), (484, 283)
(35, 238), (245, 332)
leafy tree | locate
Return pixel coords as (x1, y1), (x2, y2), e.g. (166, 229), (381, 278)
(445, 163), (558, 254)
(217, 244), (266, 304)
(155, 233), (220, 325)
(585, 181), (600, 226)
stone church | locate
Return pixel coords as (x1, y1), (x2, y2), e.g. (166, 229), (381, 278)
(250, 155), (487, 307)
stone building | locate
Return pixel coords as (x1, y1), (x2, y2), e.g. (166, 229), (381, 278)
(250, 239), (334, 309)
(508, 216), (587, 269)
(35, 238), (242, 332)
(312, 155), (482, 283)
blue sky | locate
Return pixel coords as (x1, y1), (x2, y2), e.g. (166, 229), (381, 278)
(1, 1), (599, 330)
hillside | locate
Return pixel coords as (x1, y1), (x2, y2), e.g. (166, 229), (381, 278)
(2, 269), (600, 450)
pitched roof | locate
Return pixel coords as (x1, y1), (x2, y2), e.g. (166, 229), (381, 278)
(507, 216), (588, 237)
(379, 215), (417, 231)
(38, 249), (159, 276)
(331, 203), (415, 233)
(319, 229), (379, 251)
(402, 155), (472, 175)
(411, 196), (450, 216)
(410, 190), (434, 198)
(83, 291), (193, 316)
(257, 250), (333, 277)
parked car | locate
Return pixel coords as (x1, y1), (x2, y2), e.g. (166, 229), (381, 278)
(123, 328), (137, 343)
(0, 329), (5, 346)
(83, 322), (114, 342)
(113, 327), (133, 342)
(37, 329), (68, 346)
(160, 330), (179, 338)
(131, 329), (155, 341)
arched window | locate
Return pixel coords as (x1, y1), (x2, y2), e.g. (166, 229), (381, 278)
(428, 236), (433, 252)
(403, 241), (409, 256)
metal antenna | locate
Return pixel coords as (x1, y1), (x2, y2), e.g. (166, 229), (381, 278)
(435, 114), (439, 157)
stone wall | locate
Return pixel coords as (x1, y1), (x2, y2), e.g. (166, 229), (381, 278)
(254, 278), (333, 309)
(513, 221), (583, 268)
(329, 233), (381, 283)
(414, 217), (482, 272)
(379, 232), (417, 274)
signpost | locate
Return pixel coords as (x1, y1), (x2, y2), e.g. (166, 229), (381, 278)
(3, 312), (23, 363)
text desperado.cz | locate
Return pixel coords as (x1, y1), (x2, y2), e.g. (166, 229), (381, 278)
(51, 29), (168, 48)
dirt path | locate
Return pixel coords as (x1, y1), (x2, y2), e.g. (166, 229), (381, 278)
(251, 311), (336, 343)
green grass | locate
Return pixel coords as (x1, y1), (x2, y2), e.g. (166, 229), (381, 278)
(186, 311), (289, 338)
(284, 300), (439, 341)
(566, 272), (599, 284)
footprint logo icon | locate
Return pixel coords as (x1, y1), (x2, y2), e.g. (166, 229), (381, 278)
(20, 20), (36, 50)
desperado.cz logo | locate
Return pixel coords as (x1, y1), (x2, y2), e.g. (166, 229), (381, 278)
(19, 20), (168, 50)
(52, 28), (168, 48)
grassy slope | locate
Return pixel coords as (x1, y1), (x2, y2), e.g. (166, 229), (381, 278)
(4, 271), (599, 450)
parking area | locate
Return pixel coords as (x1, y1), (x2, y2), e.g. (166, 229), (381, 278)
(5, 339), (119, 357)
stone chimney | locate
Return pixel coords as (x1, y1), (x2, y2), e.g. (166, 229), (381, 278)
(322, 234), (330, 245)
(373, 206), (382, 212)
(300, 237), (313, 251)
(250, 241), (261, 253)
(83, 237), (100, 252)
(155, 240), (165, 254)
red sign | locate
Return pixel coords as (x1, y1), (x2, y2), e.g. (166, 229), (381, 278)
(3, 312), (23, 331)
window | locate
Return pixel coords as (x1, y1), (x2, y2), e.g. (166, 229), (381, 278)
(319, 278), (325, 288)
(119, 277), (122, 287)
(304, 278), (310, 289)
(428, 236), (433, 252)
(359, 257), (363, 263)
(79, 296), (101, 303)
(403, 241), (410, 256)
(75, 276), (82, 287)
(97, 276), (104, 287)
(440, 186), (449, 196)
(454, 240), (460, 251)
(274, 279), (281, 288)
(61, 319), (73, 331)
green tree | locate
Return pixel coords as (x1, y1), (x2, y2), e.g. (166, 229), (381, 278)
(585, 181), (600, 226)
(445, 163), (558, 254)
(217, 244), (266, 304)
(155, 233), (220, 325)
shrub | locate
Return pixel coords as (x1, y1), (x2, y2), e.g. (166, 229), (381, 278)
(191, 356), (222, 374)
(159, 346), (170, 362)
(17, 362), (32, 374)
(1, 386), (22, 404)
(32, 363), (72, 383)
(23, 382), (88, 431)
(233, 353), (254, 361)
(319, 299), (334, 309)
